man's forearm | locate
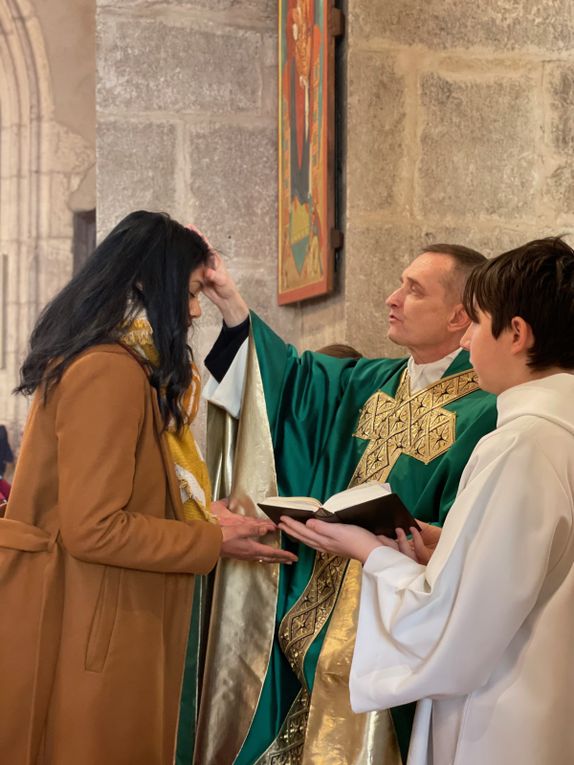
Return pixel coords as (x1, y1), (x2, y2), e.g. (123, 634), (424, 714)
(204, 316), (250, 382)
(216, 293), (249, 328)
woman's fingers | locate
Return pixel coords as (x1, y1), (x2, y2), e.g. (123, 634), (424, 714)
(249, 541), (298, 563)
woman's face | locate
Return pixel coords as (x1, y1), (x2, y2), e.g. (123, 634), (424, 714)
(188, 265), (206, 321)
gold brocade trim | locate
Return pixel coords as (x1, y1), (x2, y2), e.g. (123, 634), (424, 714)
(351, 368), (479, 486)
(302, 367), (480, 765)
(252, 552), (347, 763)
(279, 552), (348, 686)
(301, 561), (402, 765)
(193, 336), (281, 765)
(259, 369), (480, 763)
(253, 690), (309, 765)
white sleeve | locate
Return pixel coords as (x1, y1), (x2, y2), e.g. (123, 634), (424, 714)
(202, 338), (249, 419)
(350, 428), (570, 712)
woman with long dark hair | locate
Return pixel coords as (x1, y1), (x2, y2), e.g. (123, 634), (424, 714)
(0, 211), (294, 765)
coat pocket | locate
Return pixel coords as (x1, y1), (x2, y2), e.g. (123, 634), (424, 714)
(85, 565), (121, 672)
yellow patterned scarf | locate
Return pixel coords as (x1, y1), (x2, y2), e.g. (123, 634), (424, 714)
(120, 315), (215, 523)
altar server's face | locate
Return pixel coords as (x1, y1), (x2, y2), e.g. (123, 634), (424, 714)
(385, 253), (466, 363)
(461, 309), (512, 394)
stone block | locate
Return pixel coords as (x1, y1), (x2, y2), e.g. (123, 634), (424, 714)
(96, 0), (232, 9)
(49, 123), (94, 176)
(347, 51), (406, 214)
(69, 164), (97, 212)
(97, 0), (274, 11)
(419, 225), (540, 260)
(97, 15), (262, 113)
(344, 224), (423, 358)
(49, 175), (75, 238)
(261, 31), (278, 117)
(351, 0), (574, 52)
(547, 64), (574, 155)
(544, 164), (574, 220)
(186, 123), (277, 267)
(417, 72), (538, 220)
(39, 238), (74, 304)
(96, 121), (178, 235)
(300, 291), (347, 352)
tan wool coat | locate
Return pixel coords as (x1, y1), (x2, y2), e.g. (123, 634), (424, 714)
(0, 345), (222, 765)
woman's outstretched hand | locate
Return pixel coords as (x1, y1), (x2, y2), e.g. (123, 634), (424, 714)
(203, 252), (249, 327)
(212, 498), (298, 565)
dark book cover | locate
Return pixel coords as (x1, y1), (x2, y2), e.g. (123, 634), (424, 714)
(258, 493), (419, 539)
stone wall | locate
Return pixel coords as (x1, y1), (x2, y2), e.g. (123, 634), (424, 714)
(96, 0), (301, 368)
(95, 0), (574, 442)
(96, 0), (303, 443)
(0, 0), (95, 444)
(343, 0), (574, 357)
(5, 0), (572, 449)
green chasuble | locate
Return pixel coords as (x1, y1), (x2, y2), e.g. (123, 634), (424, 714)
(231, 313), (497, 765)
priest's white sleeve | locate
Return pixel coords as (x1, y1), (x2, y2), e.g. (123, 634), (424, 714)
(350, 428), (570, 713)
(203, 338), (248, 419)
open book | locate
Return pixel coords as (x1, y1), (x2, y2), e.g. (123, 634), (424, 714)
(258, 481), (419, 539)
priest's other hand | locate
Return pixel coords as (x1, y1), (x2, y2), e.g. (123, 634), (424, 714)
(278, 516), (383, 564)
(378, 522), (441, 564)
(203, 251), (249, 327)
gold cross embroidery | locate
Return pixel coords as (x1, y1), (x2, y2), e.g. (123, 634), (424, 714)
(351, 368), (479, 486)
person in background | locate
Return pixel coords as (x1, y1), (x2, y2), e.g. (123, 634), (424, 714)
(0, 424), (14, 480)
(317, 343), (363, 359)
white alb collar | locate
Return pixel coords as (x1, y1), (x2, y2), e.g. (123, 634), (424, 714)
(407, 348), (462, 393)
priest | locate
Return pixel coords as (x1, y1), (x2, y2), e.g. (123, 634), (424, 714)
(194, 244), (497, 765)
(280, 237), (574, 765)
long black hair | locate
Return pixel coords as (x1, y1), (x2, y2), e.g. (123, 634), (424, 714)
(16, 210), (212, 430)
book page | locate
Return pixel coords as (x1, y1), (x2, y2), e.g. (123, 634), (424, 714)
(259, 496), (321, 511)
(323, 481), (391, 513)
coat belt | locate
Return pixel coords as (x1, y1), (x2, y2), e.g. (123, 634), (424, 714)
(0, 518), (56, 552)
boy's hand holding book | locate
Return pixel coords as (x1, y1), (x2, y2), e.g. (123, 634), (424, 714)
(279, 514), (387, 564)
(389, 523), (442, 564)
(262, 482), (432, 564)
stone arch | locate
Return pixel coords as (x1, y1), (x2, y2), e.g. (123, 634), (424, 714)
(0, 0), (53, 435)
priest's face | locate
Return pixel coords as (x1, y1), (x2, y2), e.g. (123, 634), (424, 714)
(385, 253), (464, 363)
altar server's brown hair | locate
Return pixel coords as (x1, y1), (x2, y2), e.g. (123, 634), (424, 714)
(463, 237), (574, 371)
